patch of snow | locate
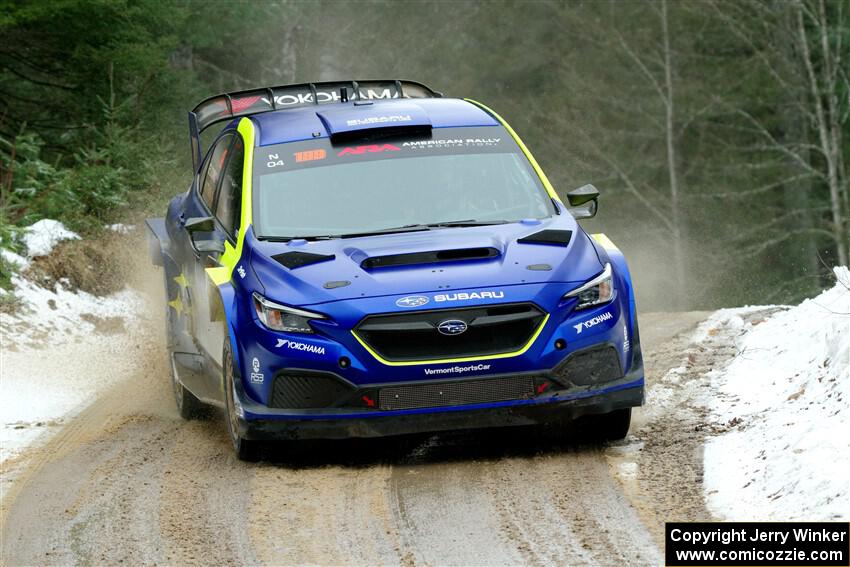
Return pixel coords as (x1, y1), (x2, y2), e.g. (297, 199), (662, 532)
(21, 219), (80, 258)
(107, 223), (135, 234)
(703, 267), (850, 521)
(1, 248), (29, 269)
(1, 274), (143, 348)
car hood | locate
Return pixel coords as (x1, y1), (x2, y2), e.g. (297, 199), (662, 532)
(248, 217), (604, 307)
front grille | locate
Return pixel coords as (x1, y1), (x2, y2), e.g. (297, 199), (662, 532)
(270, 372), (353, 409)
(355, 303), (545, 362)
(378, 375), (535, 410)
(552, 346), (622, 386)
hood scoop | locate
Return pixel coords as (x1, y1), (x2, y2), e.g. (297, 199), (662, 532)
(361, 247), (499, 270)
(272, 251), (335, 269)
(517, 229), (573, 247)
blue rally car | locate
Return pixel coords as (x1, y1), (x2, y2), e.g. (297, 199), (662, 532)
(146, 80), (644, 460)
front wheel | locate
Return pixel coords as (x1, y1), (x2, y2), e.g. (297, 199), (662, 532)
(223, 340), (261, 461)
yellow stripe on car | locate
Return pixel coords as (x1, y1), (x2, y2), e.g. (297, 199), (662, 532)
(591, 233), (619, 251)
(205, 117), (256, 287)
(351, 313), (550, 367)
(465, 99), (560, 202)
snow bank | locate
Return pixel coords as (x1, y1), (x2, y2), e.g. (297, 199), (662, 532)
(21, 219), (80, 258)
(702, 267), (850, 521)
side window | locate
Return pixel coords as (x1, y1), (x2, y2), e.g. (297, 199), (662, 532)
(215, 136), (244, 239)
(200, 134), (233, 212)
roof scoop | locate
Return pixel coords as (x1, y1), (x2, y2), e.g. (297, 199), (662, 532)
(317, 101), (432, 142)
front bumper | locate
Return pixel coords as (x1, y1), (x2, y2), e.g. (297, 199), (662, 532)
(236, 380), (643, 440)
(232, 279), (644, 440)
(232, 341), (644, 440)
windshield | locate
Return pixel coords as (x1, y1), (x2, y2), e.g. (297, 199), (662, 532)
(253, 126), (555, 239)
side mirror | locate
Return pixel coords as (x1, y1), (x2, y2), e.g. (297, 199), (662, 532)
(185, 216), (215, 233)
(567, 184), (599, 219)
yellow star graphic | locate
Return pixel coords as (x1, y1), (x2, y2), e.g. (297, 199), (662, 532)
(173, 273), (189, 288)
(167, 295), (184, 316)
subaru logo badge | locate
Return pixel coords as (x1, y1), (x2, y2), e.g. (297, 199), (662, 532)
(396, 295), (429, 308)
(437, 319), (468, 336)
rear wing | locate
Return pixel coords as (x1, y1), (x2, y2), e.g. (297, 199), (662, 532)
(188, 80), (442, 171)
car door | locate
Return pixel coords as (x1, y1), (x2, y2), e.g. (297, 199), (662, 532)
(179, 132), (236, 365)
(202, 134), (246, 361)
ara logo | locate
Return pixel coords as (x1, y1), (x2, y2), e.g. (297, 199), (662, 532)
(434, 291), (504, 302)
(338, 144), (401, 156)
(437, 319), (468, 336)
(396, 295), (429, 308)
(573, 311), (613, 334)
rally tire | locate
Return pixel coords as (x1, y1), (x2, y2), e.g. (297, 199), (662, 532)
(223, 340), (261, 462)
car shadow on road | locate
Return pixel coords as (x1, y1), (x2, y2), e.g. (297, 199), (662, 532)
(254, 422), (611, 469)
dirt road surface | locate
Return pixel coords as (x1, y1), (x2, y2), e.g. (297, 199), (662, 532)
(1, 270), (720, 566)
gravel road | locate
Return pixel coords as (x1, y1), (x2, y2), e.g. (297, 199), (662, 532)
(1, 273), (720, 566)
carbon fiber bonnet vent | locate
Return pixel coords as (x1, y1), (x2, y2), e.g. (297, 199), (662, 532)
(272, 251), (335, 269)
(517, 229), (573, 247)
(361, 247), (499, 269)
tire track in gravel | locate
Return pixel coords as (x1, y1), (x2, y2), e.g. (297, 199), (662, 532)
(248, 460), (404, 565)
(157, 419), (258, 566)
(388, 446), (525, 566)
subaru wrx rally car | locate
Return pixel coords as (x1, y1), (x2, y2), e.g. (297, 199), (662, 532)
(146, 80), (643, 460)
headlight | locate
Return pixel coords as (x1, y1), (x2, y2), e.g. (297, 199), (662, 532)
(252, 292), (325, 333)
(564, 263), (614, 309)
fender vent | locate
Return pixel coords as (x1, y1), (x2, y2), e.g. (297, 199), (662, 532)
(517, 229), (573, 247)
(362, 247), (499, 269)
(272, 251), (335, 269)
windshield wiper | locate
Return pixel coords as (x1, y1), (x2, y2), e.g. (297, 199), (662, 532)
(425, 219), (509, 227)
(336, 224), (434, 239)
(256, 234), (335, 242)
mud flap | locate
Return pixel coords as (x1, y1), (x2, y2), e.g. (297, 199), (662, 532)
(171, 352), (223, 406)
(206, 269), (243, 396)
(145, 218), (167, 267)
